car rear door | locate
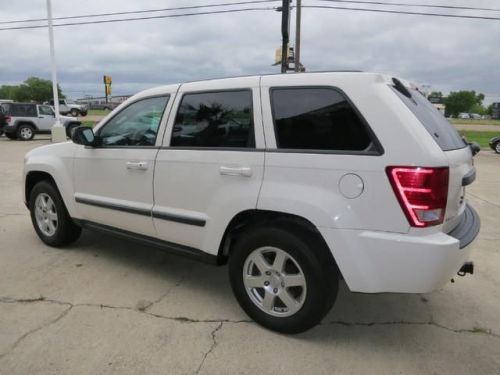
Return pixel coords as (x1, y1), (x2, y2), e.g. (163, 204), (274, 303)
(152, 77), (265, 255)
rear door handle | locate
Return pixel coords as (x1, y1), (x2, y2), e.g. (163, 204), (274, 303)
(219, 166), (253, 177)
(126, 161), (148, 170)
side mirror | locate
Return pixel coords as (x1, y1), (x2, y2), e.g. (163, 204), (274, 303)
(72, 126), (96, 146)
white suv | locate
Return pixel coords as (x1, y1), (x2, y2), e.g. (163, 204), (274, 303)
(23, 72), (480, 333)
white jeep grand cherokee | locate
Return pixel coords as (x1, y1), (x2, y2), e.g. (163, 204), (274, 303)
(23, 72), (480, 333)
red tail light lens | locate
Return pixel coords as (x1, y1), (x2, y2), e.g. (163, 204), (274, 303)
(386, 166), (449, 227)
(5, 116), (11, 123)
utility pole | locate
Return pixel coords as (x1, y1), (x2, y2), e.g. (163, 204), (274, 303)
(46, 0), (65, 142)
(281, 0), (290, 73)
(294, 0), (302, 72)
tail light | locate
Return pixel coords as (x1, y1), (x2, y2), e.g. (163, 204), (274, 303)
(5, 116), (11, 123)
(386, 166), (449, 227)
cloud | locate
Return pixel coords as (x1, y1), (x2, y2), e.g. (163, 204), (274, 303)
(0, 0), (498, 101)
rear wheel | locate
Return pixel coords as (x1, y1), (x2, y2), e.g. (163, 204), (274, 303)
(70, 109), (79, 117)
(17, 124), (34, 141)
(229, 226), (338, 334)
(29, 181), (82, 247)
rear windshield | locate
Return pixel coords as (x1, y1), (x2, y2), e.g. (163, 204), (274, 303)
(391, 86), (466, 151)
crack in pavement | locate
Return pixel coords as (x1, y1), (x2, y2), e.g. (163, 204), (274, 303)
(142, 270), (191, 313)
(0, 295), (498, 361)
(195, 322), (223, 375)
(321, 318), (500, 338)
(0, 304), (72, 360)
(468, 192), (500, 210)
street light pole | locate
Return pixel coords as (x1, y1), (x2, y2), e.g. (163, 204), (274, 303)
(46, 0), (66, 142)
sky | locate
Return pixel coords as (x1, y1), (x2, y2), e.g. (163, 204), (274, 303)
(0, 0), (499, 104)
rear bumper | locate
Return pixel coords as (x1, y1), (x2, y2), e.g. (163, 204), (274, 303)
(318, 204), (480, 293)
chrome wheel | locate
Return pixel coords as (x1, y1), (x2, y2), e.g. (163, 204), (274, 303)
(243, 246), (307, 317)
(495, 142), (500, 154)
(20, 127), (33, 140)
(34, 193), (58, 237)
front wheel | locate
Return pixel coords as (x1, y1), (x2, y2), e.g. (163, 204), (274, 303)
(66, 123), (79, 138)
(229, 226), (339, 334)
(70, 109), (79, 117)
(495, 141), (500, 154)
(29, 181), (82, 247)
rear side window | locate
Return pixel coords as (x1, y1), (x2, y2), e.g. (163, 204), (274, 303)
(391, 85), (466, 151)
(9, 104), (37, 117)
(271, 88), (374, 152)
(171, 90), (254, 148)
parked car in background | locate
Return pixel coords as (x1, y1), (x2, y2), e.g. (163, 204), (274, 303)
(458, 113), (471, 119)
(89, 101), (119, 111)
(2, 102), (81, 140)
(0, 103), (7, 136)
(490, 136), (500, 154)
(49, 99), (87, 117)
(23, 72), (480, 333)
(469, 113), (482, 120)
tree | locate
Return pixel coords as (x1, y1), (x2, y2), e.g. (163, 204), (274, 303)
(0, 77), (64, 103)
(444, 90), (484, 117)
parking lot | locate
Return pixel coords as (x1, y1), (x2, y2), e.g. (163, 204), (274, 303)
(0, 136), (499, 375)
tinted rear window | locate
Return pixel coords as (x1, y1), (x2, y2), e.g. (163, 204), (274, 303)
(391, 86), (466, 151)
(7, 104), (37, 117)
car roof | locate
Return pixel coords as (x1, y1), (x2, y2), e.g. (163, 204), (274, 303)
(132, 71), (396, 100)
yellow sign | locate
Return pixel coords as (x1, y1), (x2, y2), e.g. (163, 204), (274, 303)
(105, 85), (112, 95)
(103, 75), (112, 85)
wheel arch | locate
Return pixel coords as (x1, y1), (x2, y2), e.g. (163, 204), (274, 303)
(25, 171), (58, 206)
(14, 120), (38, 131)
(217, 209), (341, 274)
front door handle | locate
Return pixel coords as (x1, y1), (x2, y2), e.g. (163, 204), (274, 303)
(126, 161), (148, 170)
(219, 166), (253, 177)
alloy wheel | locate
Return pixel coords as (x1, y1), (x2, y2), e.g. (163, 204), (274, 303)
(243, 246), (307, 317)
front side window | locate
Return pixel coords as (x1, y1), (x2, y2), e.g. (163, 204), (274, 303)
(98, 96), (169, 146)
(171, 90), (254, 148)
(271, 88), (373, 152)
(38, 105), (54, 116)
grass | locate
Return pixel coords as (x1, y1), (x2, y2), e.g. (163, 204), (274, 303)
(459, 131), (497, 148)
(450, 118), (500, 126)
(87, 109), (110, 116)
(81, 121), (96, 128)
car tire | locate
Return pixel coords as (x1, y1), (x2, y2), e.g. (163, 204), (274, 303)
(66, 123), (80, 138)
(229, 225), (339, 334)
(29, 180), (82, 247)
(495, 141), (500, 154)
(70, 109), (79, 117)
(17, 124), (35, 141)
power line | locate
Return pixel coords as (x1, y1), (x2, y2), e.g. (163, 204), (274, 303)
(302, 4), (500, 21)
(316, 0), (500, 12)
(0, 0), (280, 25)
(0, 7), (276, 31)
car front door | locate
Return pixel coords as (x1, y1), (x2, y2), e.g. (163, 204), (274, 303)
(153, 78), (265, 255)
(73, 94), (174, 237)
(37, 105), (56, 131)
